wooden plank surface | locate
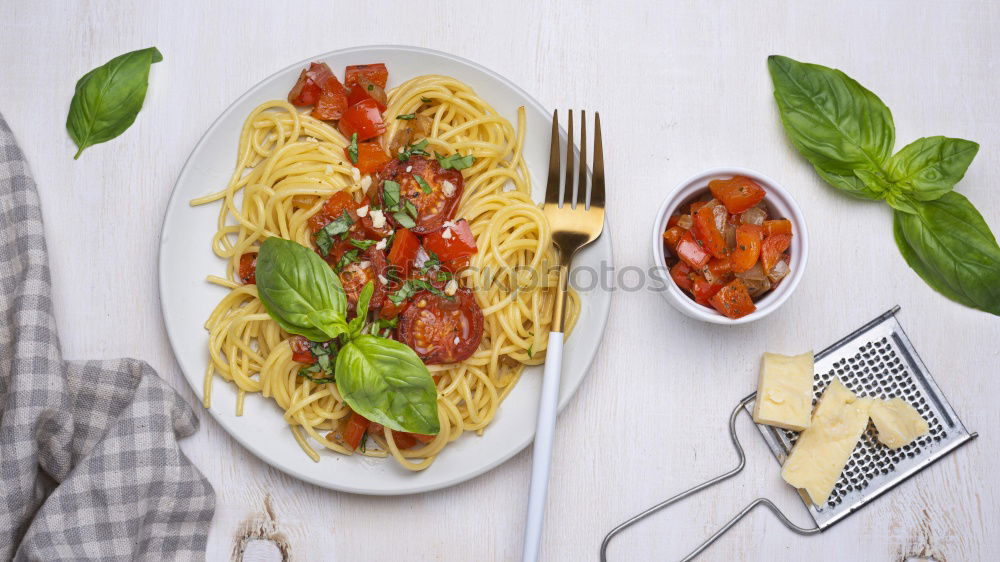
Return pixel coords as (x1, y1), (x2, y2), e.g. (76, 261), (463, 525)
(1, 1), (997, 560)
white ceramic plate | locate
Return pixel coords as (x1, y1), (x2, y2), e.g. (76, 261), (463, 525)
(158, 45), (612, 495)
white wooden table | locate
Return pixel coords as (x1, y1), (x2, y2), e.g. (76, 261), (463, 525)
(2, 1), (998, 560)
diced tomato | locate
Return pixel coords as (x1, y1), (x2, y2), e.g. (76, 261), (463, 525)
(670, 261), (693, 291)
(692, 204), (728, 258)
(346, 77), (388, 112)
(389, 430), (435, 449)
(289, 335), (317, 364)
(342, 412), (371, 450)
(379, 298), (410, 319)
(709, 176), (767, 214)
(308, 191), (359, 233)
(311, 85), (348, 121)
(764, 219), (793, 237)
(761, 234), (792, 273)
(691, 274), (725, 306)
(663, 226), (684, 249)
(690, 200), (709, 213)
(346, 142), (392, 175)
(440, 256), (471, 274)
(387, 228), (421, 277)
(675, 231), (712, 269)
(345, 63), (388, 88)
(707, 257), (732, 278)
(710, 279), (757, 319)
(288, 62), (336, 106)
(338, 98), (386, 141)
(730, 224), (764, 273)
(422, 219), (477, 263)
(238, 252), (257, 284)
(667, 214), (682, 228)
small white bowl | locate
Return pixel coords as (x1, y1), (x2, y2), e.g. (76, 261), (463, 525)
(651, 167), (808, 325)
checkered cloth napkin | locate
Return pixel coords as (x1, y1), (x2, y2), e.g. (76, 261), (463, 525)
(0, 114), (214, 560)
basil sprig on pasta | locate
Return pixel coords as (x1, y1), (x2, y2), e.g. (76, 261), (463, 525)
(66, 47), (162, 159)
(255, 237), (439, 435)
(768, 55), (1000, 315)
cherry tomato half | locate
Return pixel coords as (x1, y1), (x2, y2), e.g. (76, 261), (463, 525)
(397, 288), (483, 364)
(375, 156), (463, 234)
(338, 247), (388, 312)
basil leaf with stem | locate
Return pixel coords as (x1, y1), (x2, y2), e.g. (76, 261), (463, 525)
(886, 136), (979, 202)
(767, 55), (894, 199)
(348, 282), (375, 338)
(335, 335), (440, 434)
(893, 192), (1000, 315)
(67, 47), (163, 159)
(347, 133), (359, 164)
(255, 237), (348, 341)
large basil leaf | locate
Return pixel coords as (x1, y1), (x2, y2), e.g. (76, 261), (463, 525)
(335, 335), (440, 434)
(768, 55), (894, 200)
(893, 192), (1000, 315)
(67, 47), (163, 159)
(348, 282), (374, 338)
(255, 237), (348, 341)
(886, 137), (979, 202)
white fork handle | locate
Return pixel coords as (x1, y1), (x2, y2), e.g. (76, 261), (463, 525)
(521, 331), (565, 562)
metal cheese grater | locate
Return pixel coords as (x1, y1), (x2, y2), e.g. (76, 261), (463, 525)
(600, 306), (977, 561)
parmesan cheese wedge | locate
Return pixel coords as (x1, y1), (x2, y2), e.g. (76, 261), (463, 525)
(752, 351), (815, 431)
(781, 378), (872, 506)
(870, 398), (928, 449)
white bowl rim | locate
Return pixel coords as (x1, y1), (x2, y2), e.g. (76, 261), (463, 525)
(650, 166), (809, 325)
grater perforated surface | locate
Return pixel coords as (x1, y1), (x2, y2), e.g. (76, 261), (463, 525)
(746, 307), (976, 530)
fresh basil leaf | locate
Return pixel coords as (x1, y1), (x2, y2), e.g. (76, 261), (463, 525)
(393, 210), (416, 229)
(415, 175), (432, 194)
(436, 153), (475, 170)
(349, 282), (375, 337)
(893, 192), (1000, 315)
(348, 133), (359, 164)
(767, 55), (893, 200)
(396, 114), (416, 120)
(67, 47), (163, 159)
(886, 136), (979, 202)
(335, 335), (440, 434)
(255, 237), (349, 341)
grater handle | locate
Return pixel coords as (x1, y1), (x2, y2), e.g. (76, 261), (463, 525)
(599, 394), (819, 561)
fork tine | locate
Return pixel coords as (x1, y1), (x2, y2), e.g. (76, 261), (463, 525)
(564, 110), (575, 208)
(590, 112), (605, 209)
(578, 111), (588, 209)
(545, 110), (561, 205)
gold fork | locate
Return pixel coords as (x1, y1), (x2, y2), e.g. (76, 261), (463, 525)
(522, 110), (605, 562)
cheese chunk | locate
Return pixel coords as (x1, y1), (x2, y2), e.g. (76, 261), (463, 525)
(752, 351), (815, 431)
(870, 398), (928, 449)
(781, 378), (872, 506)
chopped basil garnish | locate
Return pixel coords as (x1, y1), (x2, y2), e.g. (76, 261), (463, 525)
(334, 248), (361, 272)
(420, 96), (432, 103)
(415, 175), (432, 193)
(392, 211), (416, 229)
(396, 114), (416, 120)
(388, 279), (451, 305)
(298, 340), (338, 383)
(421, 251), (442, 273)
(436, 152), (475, 170)
(315, 211), (355, 256)
(397, 139), (430, 162)
(382, 180), (401, 209)
(349, 238), (377, 250)
(347, 133), (359, 164)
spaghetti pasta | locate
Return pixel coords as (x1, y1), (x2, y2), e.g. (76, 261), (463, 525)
(193, 72), (579, 471)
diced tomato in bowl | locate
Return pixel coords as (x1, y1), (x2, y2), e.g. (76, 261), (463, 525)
(654, 168), (807, 324)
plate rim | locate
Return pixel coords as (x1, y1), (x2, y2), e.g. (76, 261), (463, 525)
(157, 44), (613, 495)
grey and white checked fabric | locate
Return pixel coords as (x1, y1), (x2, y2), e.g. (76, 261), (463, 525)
(0, 114), (215, 561)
